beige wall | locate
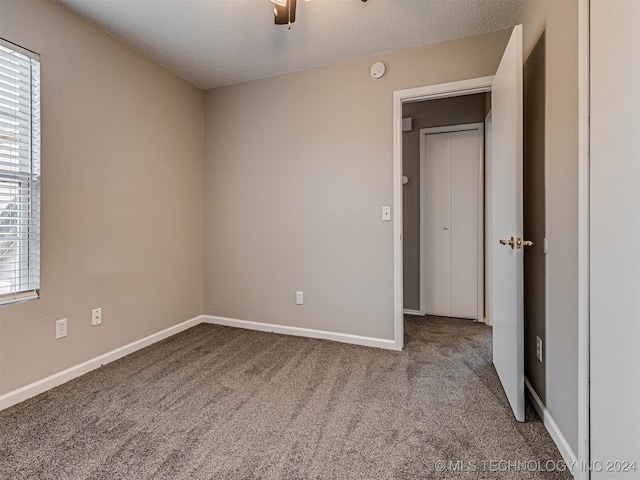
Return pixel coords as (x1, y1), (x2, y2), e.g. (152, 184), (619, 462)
(203, 31), (510, 340)
(516, 0), (579, 454)
(523, 32), (546, 405)
(402, 94), (489, 312)
(0, 0), (204, 395)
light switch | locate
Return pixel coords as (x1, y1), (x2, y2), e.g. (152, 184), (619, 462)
(382, 206), (391, 221)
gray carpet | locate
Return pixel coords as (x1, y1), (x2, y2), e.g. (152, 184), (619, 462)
(0, 316), (571, 479)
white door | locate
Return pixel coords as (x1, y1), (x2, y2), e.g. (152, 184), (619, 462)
(450, 129), (480, 319)
(423, 132), (452, 317)
(490, 25), (525, 422)
(422, 126), (482, 320)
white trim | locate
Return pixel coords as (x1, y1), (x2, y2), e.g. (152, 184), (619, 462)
(399, 76), (495, 104)
(0, 313), (401, 411)
(419, 123), (485, 321)
(403, 309), (421, 316)
(0, 315), (203, 411)
(417, 124), (484, 135)
(393, 88), (405, 350)
(393, 76), (493, 350)
(484, 110), (493, 326)
(525, 378), (579, 478)
(418, 127), (426, 318)
(202, 315), (398, 351)
(577, 1), (590, 478)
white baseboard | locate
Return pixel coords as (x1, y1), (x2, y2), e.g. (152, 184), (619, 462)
(525, 378), (582, 479)
(403, 309), (422, 316)
(0, 315), (203, 411)
(1, 314), (399, 411)
(202, 315), (399, 351)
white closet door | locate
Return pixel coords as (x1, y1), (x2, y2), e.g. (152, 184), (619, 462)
(423, 132), (451, 316)
(451, 129), (479, 319)
(422, 126), (482, 320)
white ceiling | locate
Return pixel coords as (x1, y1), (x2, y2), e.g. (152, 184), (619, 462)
(55, 0), (523, 90)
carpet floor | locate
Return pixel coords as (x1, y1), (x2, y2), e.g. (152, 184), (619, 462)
(0, 316), (571, 479)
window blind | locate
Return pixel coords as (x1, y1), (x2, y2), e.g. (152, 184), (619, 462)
(0, 38), (40, 306)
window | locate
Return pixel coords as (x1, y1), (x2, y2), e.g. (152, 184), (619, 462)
(0, 38), (40, 305)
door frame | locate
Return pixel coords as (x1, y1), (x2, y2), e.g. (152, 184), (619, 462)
(577, 0), (590, 477)
(484, 111), (493, 326)
(393, 76), (494, 350)
(419, 123), (485, 321)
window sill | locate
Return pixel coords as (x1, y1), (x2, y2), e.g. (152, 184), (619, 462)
(0, 290), (40, 307)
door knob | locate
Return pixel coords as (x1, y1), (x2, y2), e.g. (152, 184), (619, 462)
(499, 236), (515, 248)
(443, 226), (449, 230)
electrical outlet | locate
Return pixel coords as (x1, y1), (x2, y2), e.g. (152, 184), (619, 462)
(536, 336), (543, 362)
(296, 291), (303, 305)
(92, 308), (102, 326)
(55, 319), (67, 339)
(382, 206), (391, 221)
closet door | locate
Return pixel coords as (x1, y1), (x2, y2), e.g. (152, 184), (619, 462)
(450, 129), (479, 319)
(423, 132), (451, 317)
(422, 126), (482, 320)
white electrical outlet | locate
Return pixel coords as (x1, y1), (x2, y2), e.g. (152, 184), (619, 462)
(536, 336), (543, 362)
(92, 308), (102, 326)
(296, 291), (303, 305)
(382, 206), (391, 221)
(55, 319), (67, 339)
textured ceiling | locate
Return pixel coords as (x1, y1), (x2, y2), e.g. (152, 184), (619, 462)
(55, 0), (523, 90)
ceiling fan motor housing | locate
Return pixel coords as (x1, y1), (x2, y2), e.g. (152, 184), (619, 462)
(274, 0), (367, 26)
(274, 0), (296, 25)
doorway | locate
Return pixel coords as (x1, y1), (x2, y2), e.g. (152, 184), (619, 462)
(392, 47), (528, 421)
(394, 25), (530, 425)
(392, 76), (494, 350)
(401, 94), (489, 322)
